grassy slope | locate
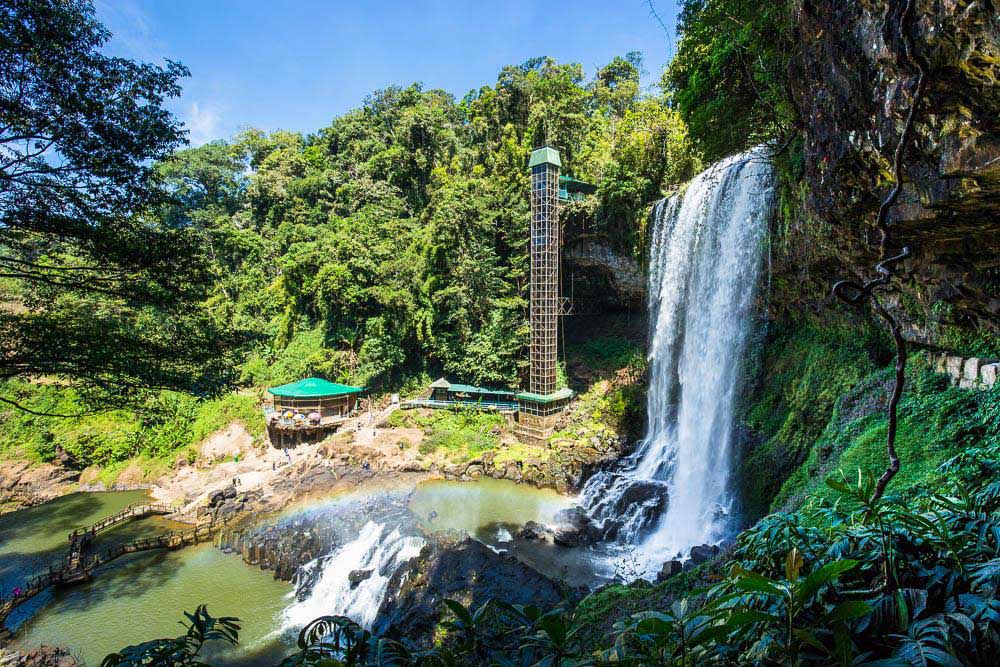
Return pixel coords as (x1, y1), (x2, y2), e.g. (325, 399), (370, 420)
(0, 381), (265, 477)
(741, 318), (996, 514)
(737, 318), (886, 517)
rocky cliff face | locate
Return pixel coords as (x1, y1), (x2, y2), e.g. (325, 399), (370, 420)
(783, 0), (998, 349)
(562, 236), (645, 313)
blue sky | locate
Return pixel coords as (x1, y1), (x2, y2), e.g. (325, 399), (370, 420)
(94, 1), (680, 146)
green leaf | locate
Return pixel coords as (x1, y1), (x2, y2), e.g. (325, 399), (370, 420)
(796, 560), (858, 604)
(825, 601), (872, 623)
(724, 610), (782, 627)
(792, 628), (825, 651)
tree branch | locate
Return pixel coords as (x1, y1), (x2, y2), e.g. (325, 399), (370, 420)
(0, 394), (90, 418)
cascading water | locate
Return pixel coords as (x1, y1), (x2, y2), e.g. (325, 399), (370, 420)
(280, 521), (424, 631)
(581, 147), (775, 575)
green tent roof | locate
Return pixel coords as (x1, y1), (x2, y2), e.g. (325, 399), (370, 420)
(559, 175), (596, 192)
(516, 387), (574, 403)
(268, 377), (364, 398)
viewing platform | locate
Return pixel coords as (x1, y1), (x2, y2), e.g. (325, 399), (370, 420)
(401, 378), (518, 413)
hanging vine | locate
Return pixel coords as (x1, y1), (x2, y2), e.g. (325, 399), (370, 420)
(832, 0), (928, 504)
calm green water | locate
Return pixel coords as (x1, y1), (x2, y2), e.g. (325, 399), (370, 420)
(409, 477), (572, 535)
(1, 490), (152, 629)
(2, 492), (291, 666)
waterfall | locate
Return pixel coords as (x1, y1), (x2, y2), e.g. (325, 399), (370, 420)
(581, 148), (775, 575)
(280, 521), (424, 631)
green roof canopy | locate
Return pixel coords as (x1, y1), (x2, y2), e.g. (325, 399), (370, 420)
(559, 175), (596, 193)
(447, 383), (517, 397)
(268, 377), (364, 398)
(528, 145), (562, 169)
(516, 387), (574, 403)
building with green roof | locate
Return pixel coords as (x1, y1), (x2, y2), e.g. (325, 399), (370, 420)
(268, 377), (363, 399)
(404, 378), (518, 412)
(266, 378), (365, 442)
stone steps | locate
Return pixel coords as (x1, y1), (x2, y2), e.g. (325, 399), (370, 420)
(929, 352), (998, 390)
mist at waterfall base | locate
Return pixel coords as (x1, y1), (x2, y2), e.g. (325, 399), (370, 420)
(277, 478), (577, 635)
(581, 148), (776, 578)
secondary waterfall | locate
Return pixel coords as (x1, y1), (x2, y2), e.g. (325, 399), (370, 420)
(581, 148), (775, 575)
(281, 521), (424, 631)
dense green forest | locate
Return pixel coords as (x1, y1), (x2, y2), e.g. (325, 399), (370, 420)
(1, 5), (706, 467)
(153, 58), (699, 392)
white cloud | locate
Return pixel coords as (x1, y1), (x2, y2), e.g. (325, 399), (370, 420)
(93, 0), (164, 62)
(184, 102), (221, 146)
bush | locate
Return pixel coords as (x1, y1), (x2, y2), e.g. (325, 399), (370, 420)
(0, 380), (265, 468)
(404, 408), (504, 463)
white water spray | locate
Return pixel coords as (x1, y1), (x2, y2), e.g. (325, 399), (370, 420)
(581, 148), (775, 573)
(281, 521), (424, 631)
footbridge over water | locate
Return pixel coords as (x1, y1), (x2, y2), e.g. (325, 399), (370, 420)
(0, 503), (228, 634)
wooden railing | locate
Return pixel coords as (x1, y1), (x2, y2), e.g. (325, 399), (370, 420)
(68, 503), (173, 542)
(1, 514), (227, 629)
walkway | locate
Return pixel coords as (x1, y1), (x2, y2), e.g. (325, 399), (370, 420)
(65, 503), (173, 571)
(0, 505), (227, 633)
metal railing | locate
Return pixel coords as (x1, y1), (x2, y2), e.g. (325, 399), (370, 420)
(68, 503), (174, 541)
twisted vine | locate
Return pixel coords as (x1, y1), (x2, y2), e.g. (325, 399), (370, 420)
(832, 0), (927, 505)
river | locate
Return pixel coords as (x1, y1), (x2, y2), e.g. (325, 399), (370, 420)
(1, 479), (586, 664)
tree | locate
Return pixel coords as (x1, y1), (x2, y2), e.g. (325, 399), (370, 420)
(0, 0), (246, 410)
(664, 0), (797, 161)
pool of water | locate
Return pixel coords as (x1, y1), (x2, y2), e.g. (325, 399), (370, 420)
(2, 492), (291, 666)
(409, 477), (612, 587)
(1, 490), (158, 629)
(13, 543), (291, 665)
(409, 477), (572, 535)
(2, 479), (605, 663)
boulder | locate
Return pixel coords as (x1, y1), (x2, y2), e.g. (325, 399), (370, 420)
(584, 477), (669, 540)
(551, 506), (599, 547)
(208, 485), (237, 508)
(517, 521), (551, 541)
(374, 536), (571, 652)
(348, 569), (373, 589)
(6, 646), (80, 667)
(688, 544), (720, 565)
(552, 527), (581, 548)
(656, 560), (683, 582)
